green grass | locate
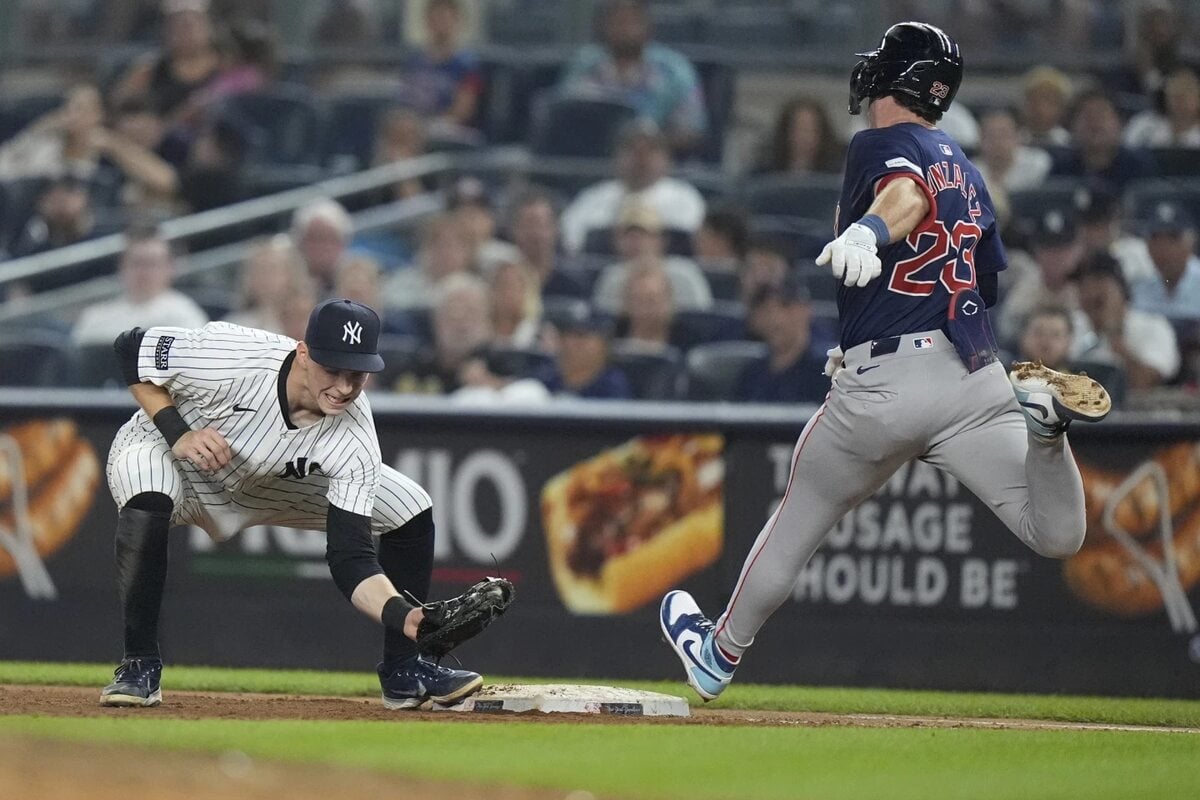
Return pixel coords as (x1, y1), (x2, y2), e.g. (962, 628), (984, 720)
(2, 715), (1198, 800)
(4, 660), (1200, 728)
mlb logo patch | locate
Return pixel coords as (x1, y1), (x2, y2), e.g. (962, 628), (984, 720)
(913, 337), (934, 349)
(939, 143), (953, 155)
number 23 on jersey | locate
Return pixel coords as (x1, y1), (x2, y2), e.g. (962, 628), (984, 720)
(888, 219), (981, 296)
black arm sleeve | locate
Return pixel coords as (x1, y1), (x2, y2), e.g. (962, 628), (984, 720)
(978, 272), (999, 308)
(326, 504), (383, 601)
(113, 327), (146, 386)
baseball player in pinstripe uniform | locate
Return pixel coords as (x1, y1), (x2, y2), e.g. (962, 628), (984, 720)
(661, 22), (1113, 701)
(101, 298), (482, 709)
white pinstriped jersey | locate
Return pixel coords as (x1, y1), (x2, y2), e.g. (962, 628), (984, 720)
(124, 322), (382, 534)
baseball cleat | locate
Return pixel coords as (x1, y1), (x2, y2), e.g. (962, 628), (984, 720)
(100, 657), (163, 707)
(1009, 361), (1111, 440)
(377, 657), (483, 710)
(660, 590), (737, 702)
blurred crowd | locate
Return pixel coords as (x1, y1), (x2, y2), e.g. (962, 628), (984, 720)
(2, 0), (1199, 408)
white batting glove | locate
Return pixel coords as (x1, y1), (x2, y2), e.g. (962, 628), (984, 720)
(816, 223), (883, 288)
(823, 346), (844, 377)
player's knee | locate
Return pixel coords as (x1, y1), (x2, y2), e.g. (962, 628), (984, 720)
(380, 508), (434, 548)
(123, 491), (174, 516)
(1033, 527), (1085, 560)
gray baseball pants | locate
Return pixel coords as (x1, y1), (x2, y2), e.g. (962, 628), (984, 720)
(713, 329), (1087, 657)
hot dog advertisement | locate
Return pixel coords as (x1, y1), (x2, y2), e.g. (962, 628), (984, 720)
(0, 419), (101, 600)
(1068, 441), (1200, 633)
(541, 434), (724, 615)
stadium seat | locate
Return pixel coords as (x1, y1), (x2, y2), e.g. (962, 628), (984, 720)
(375, 333), (427, 390)
(1149, 148), (1200, 178)
(219, 85), (325, 166)
(70, 342), (125, 388)
(748, 215), (829, 261)
(486, 345), (555, 379)
(702, 5), (808, 49)
(0, 94), (62, 147)
(0, 331), (74, 387)
(685, 340), (768, 401)
(702, 269), (740, 301)
(692, 59), (737, 165)
(1008, 178), (1087, 232)
(647, 4), (704, 45)
(609, 342), (686, 400)
(320, 92), (399, 172)
(530, 96), (639, 159)
(478, 57), (562, 144)
(674, 303), (748, 349)
(485, 0), (565, 46)
(742, 174), (843, 226)
(1123, 179), (1200, 231)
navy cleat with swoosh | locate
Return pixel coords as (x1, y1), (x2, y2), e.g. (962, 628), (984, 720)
(100, 657), (163, 707)
(660, 590), (737, 701)
(377, 656), (482, 710)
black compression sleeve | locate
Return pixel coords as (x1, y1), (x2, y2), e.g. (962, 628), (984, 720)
(326, 504), (384, 601)
(113, 327), (146, 386)
(978, 272), (999, 307)
(152, 407), (190, 447)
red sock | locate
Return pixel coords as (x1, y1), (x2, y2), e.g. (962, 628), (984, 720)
(716, 642), (741, 664)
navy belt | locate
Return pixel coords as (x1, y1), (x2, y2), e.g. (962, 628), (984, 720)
(869, 336), (902, 358)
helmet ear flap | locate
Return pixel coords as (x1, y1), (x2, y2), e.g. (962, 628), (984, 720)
(849, 59), (873, 115)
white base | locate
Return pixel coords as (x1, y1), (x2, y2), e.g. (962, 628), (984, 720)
(431, 683), (690, 717)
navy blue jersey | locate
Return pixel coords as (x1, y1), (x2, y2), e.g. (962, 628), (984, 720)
(834, 122), (1007, 349)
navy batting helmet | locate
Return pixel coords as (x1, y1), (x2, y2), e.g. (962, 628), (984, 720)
(849, 21), (963, 118)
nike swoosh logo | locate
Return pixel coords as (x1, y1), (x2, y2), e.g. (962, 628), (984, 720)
(1019, 401), (1049, 419)
(681, 638), (724, 683)
(856, 365), (881, 374)
(233, 405), (256, 413)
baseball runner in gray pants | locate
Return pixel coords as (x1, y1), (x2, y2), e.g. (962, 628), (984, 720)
(661, 22), (1112, 700)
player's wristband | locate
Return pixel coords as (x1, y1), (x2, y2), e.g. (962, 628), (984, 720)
(382, 594), (416, 633)
(857, 214), (891, 246)
(152, 406), (190, 448)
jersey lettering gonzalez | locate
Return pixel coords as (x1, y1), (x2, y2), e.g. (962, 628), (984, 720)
(834, 123), (1007, 349)
(111, 321), (423, 539)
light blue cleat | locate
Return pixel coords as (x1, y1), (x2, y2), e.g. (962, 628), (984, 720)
(659, 590), (737, 701)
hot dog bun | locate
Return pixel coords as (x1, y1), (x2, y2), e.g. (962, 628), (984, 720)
(542, 435), (724, 615)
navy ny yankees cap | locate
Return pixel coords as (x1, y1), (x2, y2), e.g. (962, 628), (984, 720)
(304, 298), (385, 373)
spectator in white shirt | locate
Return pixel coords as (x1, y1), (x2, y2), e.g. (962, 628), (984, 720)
(71, 227), (208, 345)
(1132, 201), (1200, 322)
(591, 200), (713, 313)
(560, 118), (705, 254)
(1125, 68), (1200, 148)
(1072, 251), (1179, 390)
(977, 107), (1052, 192)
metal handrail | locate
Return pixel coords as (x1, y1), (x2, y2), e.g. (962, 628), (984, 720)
(0, 192), (446, 327)
(0, 152), (454, 290)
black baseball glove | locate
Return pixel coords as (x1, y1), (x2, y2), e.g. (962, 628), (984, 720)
(415, 577), (515, 658)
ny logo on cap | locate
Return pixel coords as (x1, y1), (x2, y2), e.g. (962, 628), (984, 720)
(343, 321), (362, 345)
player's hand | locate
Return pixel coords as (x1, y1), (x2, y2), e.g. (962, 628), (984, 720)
(816, 223), (883, 288)
(172, 428), (232, 474)
(823, 346), (844, 377)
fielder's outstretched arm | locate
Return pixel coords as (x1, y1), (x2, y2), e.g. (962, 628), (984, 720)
(325, 503), (424, 639)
